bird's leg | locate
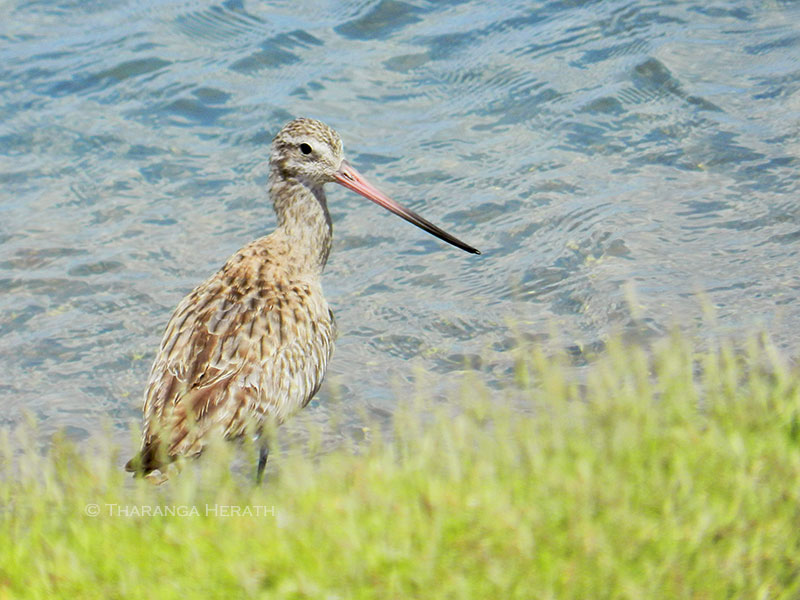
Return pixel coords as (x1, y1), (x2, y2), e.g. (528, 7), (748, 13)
(256, 443), (269, 484)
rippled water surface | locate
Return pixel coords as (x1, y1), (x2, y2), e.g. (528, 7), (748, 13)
(2, 0), (799, 450)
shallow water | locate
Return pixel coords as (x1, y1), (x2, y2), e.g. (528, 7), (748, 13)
(1, 0), (799, 450)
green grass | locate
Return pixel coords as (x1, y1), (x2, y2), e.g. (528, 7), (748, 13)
(2, 333), (800, 599)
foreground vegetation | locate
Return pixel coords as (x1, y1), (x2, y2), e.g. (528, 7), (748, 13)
(2, 333), (800, 598)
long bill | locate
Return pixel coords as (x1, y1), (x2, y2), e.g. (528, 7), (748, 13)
(334, 161), (481, 255)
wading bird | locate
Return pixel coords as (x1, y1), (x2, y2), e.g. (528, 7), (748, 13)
(126, 118), (480, 483)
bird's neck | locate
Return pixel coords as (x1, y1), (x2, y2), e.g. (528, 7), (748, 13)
(269, 174), (333, 273)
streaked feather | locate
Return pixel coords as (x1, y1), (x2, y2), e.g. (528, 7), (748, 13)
(127, 234), (335, 475)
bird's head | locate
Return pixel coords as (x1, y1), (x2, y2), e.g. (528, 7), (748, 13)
(270, 117), (344, 186)
(270, 117), (480, 255)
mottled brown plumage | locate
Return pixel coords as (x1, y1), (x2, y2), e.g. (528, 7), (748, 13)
(126, 118), (479, 483)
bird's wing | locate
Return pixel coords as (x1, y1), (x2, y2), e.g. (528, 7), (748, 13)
(138, 266), (334, 464)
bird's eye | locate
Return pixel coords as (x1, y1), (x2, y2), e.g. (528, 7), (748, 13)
(299, 143), (312, 155)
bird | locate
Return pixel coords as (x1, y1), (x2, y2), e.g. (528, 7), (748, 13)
(125, 117), (480, 483)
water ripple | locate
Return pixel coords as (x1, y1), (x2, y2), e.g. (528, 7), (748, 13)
(1, 0), (800, 444)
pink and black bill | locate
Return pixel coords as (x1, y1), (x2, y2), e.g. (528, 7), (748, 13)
(334, 161), (481, 255)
